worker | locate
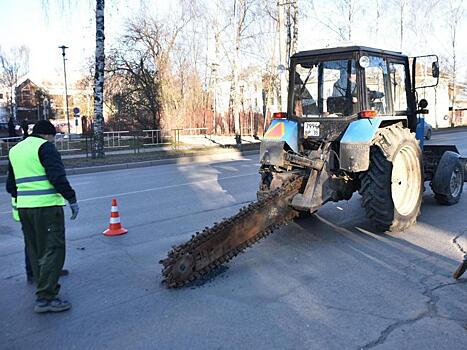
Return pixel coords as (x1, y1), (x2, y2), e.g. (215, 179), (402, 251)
(20, 119), (29, 140)
(8, 117), (17, 137)
(453, 255), (467, 280)
(333, 72), (357, 97)
(6, 120), (79, 313)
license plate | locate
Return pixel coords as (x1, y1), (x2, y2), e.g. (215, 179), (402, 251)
(303, 122), (320, 137)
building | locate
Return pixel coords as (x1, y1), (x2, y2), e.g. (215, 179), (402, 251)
(0, 85), (9, 122)
(13, 78), (93, 134)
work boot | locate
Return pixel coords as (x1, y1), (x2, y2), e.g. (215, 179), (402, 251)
(34, 298), (72, 313)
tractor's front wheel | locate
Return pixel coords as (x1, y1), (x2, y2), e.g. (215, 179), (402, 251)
(359, 124), (423, 232)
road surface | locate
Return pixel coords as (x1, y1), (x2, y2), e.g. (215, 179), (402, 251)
(1, 130), (466, 349)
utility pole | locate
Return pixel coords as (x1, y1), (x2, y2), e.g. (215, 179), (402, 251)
(278, 0), (287, 112)
(59, 45), (71, 134)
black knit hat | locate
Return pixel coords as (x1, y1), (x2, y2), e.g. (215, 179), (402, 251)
(32, 120), (57, 136)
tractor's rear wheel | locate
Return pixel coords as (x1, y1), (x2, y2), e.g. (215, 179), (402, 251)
(431, 151), (464, 205)
(359, 124), (423, 232)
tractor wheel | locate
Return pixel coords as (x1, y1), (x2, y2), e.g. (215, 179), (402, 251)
(431, 151), (464, 205)
(359, 124), (423, 232)
(425, 129), (432, 140)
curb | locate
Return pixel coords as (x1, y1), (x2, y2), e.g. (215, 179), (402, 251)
(0, 149), (260, 182)
(432, 126), (467, 133)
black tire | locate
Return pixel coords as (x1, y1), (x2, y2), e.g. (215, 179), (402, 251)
(431, 151), (464, 205)
(425, 129), (432, 140)
(359, 124), (423, 232)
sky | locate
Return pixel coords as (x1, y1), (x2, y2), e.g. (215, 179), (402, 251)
(0, 0), (168, 85)
(1, 0), (466, 87)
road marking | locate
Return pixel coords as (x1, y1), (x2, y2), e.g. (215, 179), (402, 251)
(0, 172), (258, 214)
(79, 172), (258, 202)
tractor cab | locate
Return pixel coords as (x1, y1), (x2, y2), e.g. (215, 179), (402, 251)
(285, 46), (439, 140)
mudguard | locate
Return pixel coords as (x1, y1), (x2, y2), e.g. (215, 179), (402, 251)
(263, 119), (299, 153)
(260, 119), (299, 166)
(339, 117), (406, 172)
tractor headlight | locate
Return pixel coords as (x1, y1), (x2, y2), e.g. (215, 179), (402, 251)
(359, 56), (370, 68)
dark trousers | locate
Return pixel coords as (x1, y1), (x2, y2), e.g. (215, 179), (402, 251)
(19, 206), (66, 300)
(25, 246), (32, 276)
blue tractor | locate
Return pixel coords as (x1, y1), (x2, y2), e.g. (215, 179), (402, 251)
(259, 46), (466, 232)
(161, 46), (467, 287)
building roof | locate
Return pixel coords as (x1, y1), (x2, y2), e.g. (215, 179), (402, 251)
(16, 78), (39, 91)
(292, 46), (405, 59)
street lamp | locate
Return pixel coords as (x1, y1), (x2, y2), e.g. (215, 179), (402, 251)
(59, 45), (71, 134)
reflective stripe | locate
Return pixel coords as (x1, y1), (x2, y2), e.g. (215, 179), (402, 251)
(111, 206), (118, 212)
(17, 189), (58, 196)
(16, 175), (49, 184)
(11, 198), (20, 222)
(109, 217), (121, 224)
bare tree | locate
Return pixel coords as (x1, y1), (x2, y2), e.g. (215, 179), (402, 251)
(41, 0), (106, 157)
(306, 0), (361, 42)
(398, 0), (409, 51)
(446, 0), (465, 126)
(93, 0), (105, 157)
(0, 45), (30, 119)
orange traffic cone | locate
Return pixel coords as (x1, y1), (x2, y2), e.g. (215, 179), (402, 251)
(103, 198), (128, 236)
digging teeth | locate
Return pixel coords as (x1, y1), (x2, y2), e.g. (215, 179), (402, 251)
(160, 175), (303, 288)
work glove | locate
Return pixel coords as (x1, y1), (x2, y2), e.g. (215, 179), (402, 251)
(69, 202), (80, 220)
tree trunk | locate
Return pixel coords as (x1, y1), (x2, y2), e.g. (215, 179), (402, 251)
(348, 0), (353, 41)
(232, 0), (244, 145)
(451, 50), (456, 127)
(291, 0), (298, 55)
(278, 0), (287, 111)
(93, 0), (105, 158)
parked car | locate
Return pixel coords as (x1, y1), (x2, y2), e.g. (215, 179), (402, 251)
(424, 121), (433, 140)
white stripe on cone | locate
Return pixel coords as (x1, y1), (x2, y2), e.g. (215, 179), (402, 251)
(111, 206), (118, 212)
(110, 217), (121, 224)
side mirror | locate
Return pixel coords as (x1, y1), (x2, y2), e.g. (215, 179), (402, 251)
(412, 55), (439, 89)
(432, 62), (439, 78)
(418, 99), (428, 109)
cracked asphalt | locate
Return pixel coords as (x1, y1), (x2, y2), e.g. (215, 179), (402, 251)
(0, 130), (466, 349)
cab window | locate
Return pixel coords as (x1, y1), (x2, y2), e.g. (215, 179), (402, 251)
(293, 59), (357, 117)
(365, 56), (389, 114)
(389, 62), (408, 112)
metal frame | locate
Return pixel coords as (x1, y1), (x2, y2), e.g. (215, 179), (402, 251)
(289, 46), (418, 132)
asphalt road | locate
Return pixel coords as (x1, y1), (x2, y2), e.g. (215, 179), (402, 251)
(1, 131), (466, 350)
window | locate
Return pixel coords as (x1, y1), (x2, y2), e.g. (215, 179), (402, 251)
(365, 56), (389, 114)
(389, 62), (408, 112)
(293, 59), (357, 117)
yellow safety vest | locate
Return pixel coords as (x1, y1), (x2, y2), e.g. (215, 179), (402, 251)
(11, 197), (19, 221)
(9, 137), (65, 208)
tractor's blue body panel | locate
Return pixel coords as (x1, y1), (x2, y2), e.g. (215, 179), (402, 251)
(340, 118), (384, 143)
(263, 119), (299, 153)
(415, 116), (425, 148)
(339, 116), (407, 172)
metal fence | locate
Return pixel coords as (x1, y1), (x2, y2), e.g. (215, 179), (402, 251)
(1, 128), (209, 159)
(0, 136), (23, 158)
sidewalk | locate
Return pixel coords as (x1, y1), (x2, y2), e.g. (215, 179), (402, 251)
(0, 135), (261, 166)
(0, 136), (261, 182)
